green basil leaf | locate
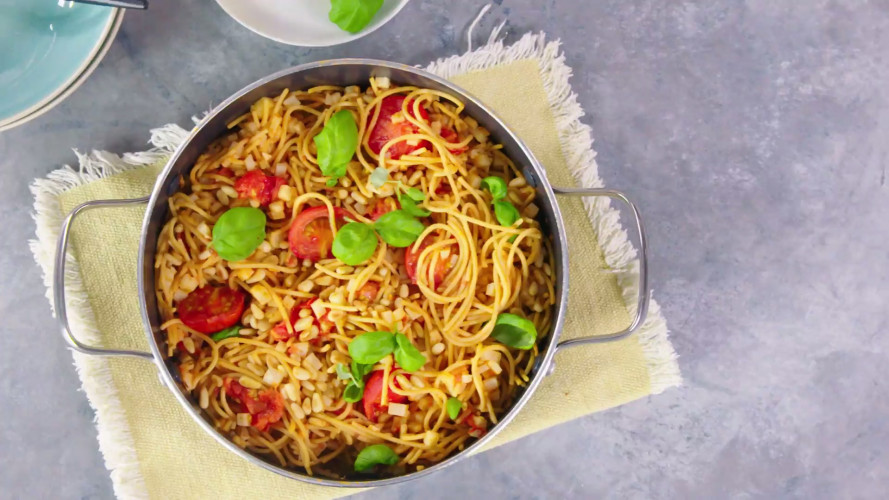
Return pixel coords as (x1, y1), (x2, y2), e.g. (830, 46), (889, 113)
(211, 207), (267, 261)
(351, 361), (374, 385)
(314, 109), (358, 183)
(404, 187), (425, 201)
(374, 210), (425, 247)
(329, 0), (384, 34)
(210, 326), (241, 342)
(354, 444), (399, 472)
(493, 200), (521, 228)
(394, 333), (426, 372)
(482, 176), (508, 200)
(332, 222), (378, 265)
(446, 397), (463, 420)
(490, 313), (537, 350)
(348, 331), (397, 364)
(336, 363), (353, 381)
(343, 381), (364, 403)
(326, 178), (339, 187)
(370, 167), (389, 188)
(397, 193), (431, 218)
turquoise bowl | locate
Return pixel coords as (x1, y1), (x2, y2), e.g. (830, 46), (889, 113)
(0, 1), (116, 127)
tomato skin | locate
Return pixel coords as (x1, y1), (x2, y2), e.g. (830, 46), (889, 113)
(367, 95), (431, 159)
(440, 127), (467, 154)
(288, 206), (347, 262)
(362, 370), (408, 422)
(178, 286), (246, 334)
(368, 198), (398, 221)
(235, 170), (286, 206)
(216, 167), (236, 178)
(405, 235), (451, 290)
(357, 281), (380, 302)
(223, 379), (285, 432)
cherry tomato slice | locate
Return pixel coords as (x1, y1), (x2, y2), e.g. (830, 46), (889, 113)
(362, 370), (408, 422)
(440, 127), (467, 154)
(357, 281), (380, 302)
(367, 95), (431, 159)
(223, 379), (285, 432)
(270, 297), (332, 342)
(234, 170), (286, 206)
(405, 235), (452, 290)
(178, 286), (246, 334)
(288, 205), (347, 262)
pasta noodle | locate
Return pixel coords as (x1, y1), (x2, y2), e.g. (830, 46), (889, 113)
(154, 79), (555, 478)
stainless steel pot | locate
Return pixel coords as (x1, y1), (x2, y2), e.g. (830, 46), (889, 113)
(53, 59), (649, 487)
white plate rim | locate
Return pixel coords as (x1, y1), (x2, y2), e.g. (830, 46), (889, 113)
(0, 7), (124, 132)
(214, 0), (410, 47)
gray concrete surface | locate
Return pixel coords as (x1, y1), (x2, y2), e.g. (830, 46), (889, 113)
(2, 0), (887, 498)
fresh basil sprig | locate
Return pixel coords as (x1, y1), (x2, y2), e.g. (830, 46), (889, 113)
(210, 326), (241, 342)
(211, 207), (266, 261)
(374, 210), (425, 247)
(354, 444), (399, 472)
(493, 200), (521, 228)
(397, 192), (431, 218)
(481, 176), (508, 200)
(490, 313), (537, 350)
(446, 397), (463, 420)
(314, 110), (358, 185)
(348, 331), (426, 372)
(329, 0), (383, 34)
(337, 361), (374, 403)
(332, 222), (378, 265)
(394, 333), (426, 372)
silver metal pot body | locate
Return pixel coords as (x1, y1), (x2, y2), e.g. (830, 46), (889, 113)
(54, 59), (649, 488)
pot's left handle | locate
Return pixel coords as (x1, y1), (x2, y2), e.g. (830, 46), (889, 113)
(551, 187), (650, 350)
(54, 197), (155, 360)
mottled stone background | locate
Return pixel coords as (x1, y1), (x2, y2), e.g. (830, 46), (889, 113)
(1, 1), (886, 498)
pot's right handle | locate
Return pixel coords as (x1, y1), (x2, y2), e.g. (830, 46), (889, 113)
(54, 197), (155, 360)
(551, 187), (649, 350)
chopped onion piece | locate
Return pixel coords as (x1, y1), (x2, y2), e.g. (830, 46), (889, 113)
(387, 402), (408, 417)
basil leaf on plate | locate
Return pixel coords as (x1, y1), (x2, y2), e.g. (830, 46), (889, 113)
(481, 176), (508, 200)
(343, 381), (364, 403)
(374, 210), (425, 247)
(211, 207), (266, 261)
(210, 326), (241, 342)
(351, 361), (374, 383)
(490, 313), (537, 350)
(397, 192), (431, 218)
(332, 222), (378, 265)
(314, 109), (358, 183)
(404, 187), (425, 201)
(446, 397), (463, 420)
(348, 331), (397, 364)
(393, 333), (426, 372)
(329, 0), (384, 34)
(355, 444), (399, 472)
(493, 200), (521, 228)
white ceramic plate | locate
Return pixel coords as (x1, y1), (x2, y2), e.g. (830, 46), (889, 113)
(214, 0), (409, 47)
(0, 8), (123, 132)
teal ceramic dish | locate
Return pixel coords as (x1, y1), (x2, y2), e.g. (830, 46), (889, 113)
(0, 1), (120, 129)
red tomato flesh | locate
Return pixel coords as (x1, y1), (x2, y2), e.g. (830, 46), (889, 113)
(405, 235), (452, 290)
(270, 297), (332, 342)
(368, 197), (399, 221)
(440, 127), (467, 154)
(367, 95), (430, 159)
(178, 286), (246, 334)
(223, 379), (285, 432)
(357, 281), (380, 302)
(288, 205), (347, 262)
(234, 170), (286, 206)
(362, 370), (408, 422)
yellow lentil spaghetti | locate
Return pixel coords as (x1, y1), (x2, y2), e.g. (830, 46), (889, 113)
(154, 78), (556, 478)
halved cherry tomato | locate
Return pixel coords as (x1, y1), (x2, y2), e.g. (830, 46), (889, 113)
(235, 170), (286, 206)
(288, 206), (347, 262)
(368, 197), (399, 221)
(367, 95), (430, 159)
(178, 286), (246, 334)
(362, 370), (408, 422)
(440, 127), (467, 154)
(270, 297), (332, 342)
(405, 235), (452, 290)
(223, 379), (285, 432)
(357, 281), (380, 302)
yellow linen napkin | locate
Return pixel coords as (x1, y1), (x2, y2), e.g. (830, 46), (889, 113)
(35, 33), (679, 499)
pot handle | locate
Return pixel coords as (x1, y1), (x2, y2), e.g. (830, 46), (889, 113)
(551, 187), (650, 350)
(54, 197), (155, 360)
